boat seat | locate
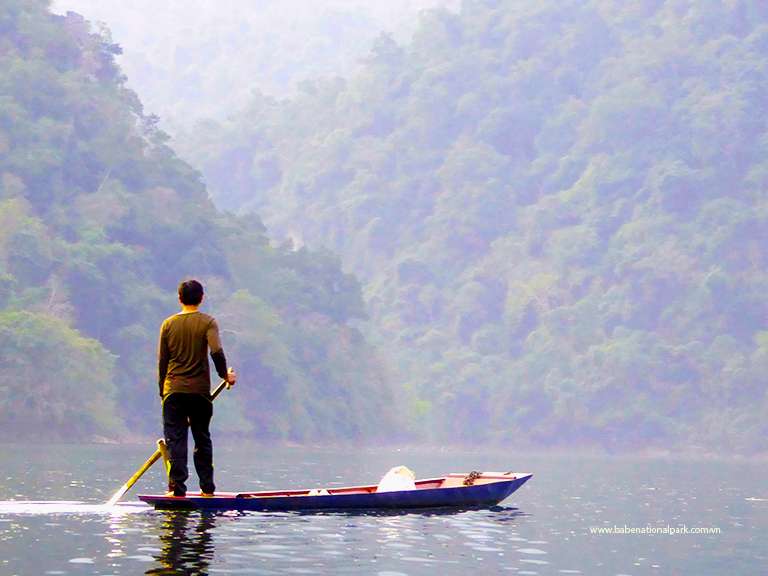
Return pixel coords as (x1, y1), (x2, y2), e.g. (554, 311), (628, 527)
(440, 476), (467, 488)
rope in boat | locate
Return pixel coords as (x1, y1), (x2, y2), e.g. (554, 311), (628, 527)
(463, 471), (482, 486)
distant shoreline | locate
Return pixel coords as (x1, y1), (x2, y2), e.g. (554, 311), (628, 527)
(3, 439), (767, 463)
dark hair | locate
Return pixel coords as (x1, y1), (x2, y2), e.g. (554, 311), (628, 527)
(178, 279), (204, 306)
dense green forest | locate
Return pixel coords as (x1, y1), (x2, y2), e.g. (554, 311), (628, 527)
(183, 0), (768, 453)
(0, 0), (397, 441)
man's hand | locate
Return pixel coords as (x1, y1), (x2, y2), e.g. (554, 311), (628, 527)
(226, 367), (237, 388)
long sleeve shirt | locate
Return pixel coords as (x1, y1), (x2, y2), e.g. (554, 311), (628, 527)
(158, 311), (228, 397)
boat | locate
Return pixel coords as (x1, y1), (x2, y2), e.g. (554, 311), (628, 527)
(138, 471), (532, 511)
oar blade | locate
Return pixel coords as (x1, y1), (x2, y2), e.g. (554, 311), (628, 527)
(105, 483), (131, 507)
(105, 449), (162, 506)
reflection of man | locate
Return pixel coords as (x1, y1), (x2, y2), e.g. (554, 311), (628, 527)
(145, 511), (215, 575)
(158, 279), (237, 497)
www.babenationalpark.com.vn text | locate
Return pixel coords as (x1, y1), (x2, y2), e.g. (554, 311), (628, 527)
(589, 524), (721, 535)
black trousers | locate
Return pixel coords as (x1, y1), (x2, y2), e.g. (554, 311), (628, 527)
(162, 393), (215, 495)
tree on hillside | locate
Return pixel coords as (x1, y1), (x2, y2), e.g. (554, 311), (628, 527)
(0, 1), (397, 441)
(185, 0), (768, 453)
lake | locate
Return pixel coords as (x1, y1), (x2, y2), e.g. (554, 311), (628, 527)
(0, 443), (765, 575)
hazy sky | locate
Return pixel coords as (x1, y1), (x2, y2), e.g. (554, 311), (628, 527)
(51, 0), (459, 125)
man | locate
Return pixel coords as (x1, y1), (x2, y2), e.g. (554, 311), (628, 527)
(158, 279), (237, 497)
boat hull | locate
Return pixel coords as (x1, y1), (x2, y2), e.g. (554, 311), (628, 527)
(138, 473), (532, 512)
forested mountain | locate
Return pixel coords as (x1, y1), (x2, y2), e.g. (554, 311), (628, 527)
(51, 0), (458, 126)
(0, 0), (396, 441)
(184, 0), (768, 453)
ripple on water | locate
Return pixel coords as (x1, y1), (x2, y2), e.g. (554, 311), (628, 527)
(383, 541), (412, 549)
(123, 554), (154, 562)
(520, 558), (550, 565)
(401, 556), (437, 563)
(254, 544), (290, 551)
(463, 532), (493, 540)
(251, 551), (286, 559)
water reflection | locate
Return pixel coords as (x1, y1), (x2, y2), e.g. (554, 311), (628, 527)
(145, 511), (216, 575)
(300, 504), (525, 518)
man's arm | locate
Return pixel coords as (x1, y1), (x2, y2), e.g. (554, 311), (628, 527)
(207, 319), (229, 380)
(158, 321), (169, 397)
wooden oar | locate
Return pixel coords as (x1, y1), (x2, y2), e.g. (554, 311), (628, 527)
(105, 378), (232, 506)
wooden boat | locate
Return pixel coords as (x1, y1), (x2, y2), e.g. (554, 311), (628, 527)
(138, 471), (532, 511)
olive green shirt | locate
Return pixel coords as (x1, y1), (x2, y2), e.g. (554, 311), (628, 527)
(158, 311), (223, 397)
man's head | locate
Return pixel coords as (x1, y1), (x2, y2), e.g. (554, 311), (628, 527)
(178, 279), (204, 306)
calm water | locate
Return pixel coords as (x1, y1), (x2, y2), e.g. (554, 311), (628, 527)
(0, 443), (765, 575)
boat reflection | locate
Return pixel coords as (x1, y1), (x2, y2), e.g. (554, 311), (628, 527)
(145, 511), (216, 575)
(294, 504), (526, 518)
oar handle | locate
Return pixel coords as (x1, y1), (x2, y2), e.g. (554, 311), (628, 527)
(211, 371), (234, 401)
(211, 367), (236, 400)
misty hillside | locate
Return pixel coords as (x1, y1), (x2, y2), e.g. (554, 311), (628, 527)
(51, 0), (459, 125)
(183, 0), (768, 453)
(0, 0), (396, 441)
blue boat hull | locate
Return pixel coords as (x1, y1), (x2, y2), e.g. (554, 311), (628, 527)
(139, 474), (532, 512)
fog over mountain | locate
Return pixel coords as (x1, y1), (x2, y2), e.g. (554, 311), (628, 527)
(51, 0), (459, 126)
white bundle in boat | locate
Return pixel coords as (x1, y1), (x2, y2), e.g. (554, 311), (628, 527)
(376, 465), (416, 492)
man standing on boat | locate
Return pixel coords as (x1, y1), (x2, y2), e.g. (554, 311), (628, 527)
(158, 279), (237, 497)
